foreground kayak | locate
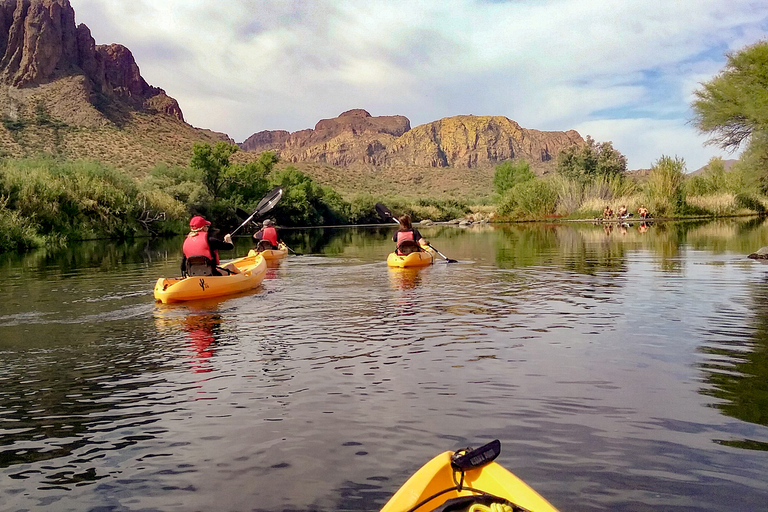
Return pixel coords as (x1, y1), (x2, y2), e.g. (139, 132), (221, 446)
(248, 242), (288, 261)
(381, 440), (559, 512)
(154, 252), (267, 304)
(387, 245), (435, 268)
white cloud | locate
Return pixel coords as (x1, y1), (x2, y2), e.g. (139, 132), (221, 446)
(574, 118), (740, 171)
(71, 0), (768, 170)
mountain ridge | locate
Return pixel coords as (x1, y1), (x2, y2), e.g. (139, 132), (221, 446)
(0, 0), (586, 200)
(239, 108), (583, 172)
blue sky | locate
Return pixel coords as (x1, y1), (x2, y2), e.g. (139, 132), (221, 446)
(72, 0), (768, 171)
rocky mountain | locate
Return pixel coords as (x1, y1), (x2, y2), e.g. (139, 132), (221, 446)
(0, 0), (228, 173)
(240, 109), (583, 171)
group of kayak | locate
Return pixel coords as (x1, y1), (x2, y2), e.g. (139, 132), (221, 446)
(154, 199), (453, 304)
(153, 189), (559, 511)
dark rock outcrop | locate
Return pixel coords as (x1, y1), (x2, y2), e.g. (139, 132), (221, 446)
(241, 111), (582, 169)
(748, 247), (768, 259)
(0, 0), (182, 121)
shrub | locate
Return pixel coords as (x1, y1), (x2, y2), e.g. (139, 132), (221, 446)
(493, 160), (535, 195)
(499, 178), (558, 218)
(0, 198), (44, 252)
(645, 155), (687, 216)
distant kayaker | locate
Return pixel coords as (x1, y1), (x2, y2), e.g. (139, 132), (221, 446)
(393, 215), (428, 255)
(638, 205), (649, 219)
(181, 215), (235, 276)
(253, 218), (279, 251)
(618, 205), (629, 218)
(602, 205), (613, 219)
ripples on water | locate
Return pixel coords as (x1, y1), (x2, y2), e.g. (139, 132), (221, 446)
(1, 225), (768, 511)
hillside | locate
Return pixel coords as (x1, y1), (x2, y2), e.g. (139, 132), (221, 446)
(0, 0), (230, 174)
(0, 0), (584, 201)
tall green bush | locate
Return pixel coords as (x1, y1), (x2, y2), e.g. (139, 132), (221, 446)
(498, 178), (558, 218)
(493, 160), (535, 195)
(646, 156), (686, 216)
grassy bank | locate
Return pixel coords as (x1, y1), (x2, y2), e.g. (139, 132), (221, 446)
(492, 155), (768, 222)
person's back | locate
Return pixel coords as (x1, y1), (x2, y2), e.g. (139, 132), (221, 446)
(393, 214), (427, 255)
(253, 219), (278, 250)
(181, 216), (234, 276)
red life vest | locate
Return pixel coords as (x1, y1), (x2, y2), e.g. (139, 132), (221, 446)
(261, 226), (278, 247)
(183, 233), (219, 264)
(396, 230), (416, 244)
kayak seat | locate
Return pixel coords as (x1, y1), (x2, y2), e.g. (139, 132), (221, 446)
(396, 240), (422, 255)
(255, 240), (276, 252)
(185, 255), (215, 277)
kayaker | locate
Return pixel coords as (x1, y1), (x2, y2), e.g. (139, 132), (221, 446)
(393, 215), (428, 255)
(181, 215), (235, 276)
(253, 218), (279, 251)
(602, 205), (613, 219)
(638, 205), (649, 219)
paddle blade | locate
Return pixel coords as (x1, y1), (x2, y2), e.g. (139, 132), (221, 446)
(375, 203), (399, 224)
(231, 187), (283, 235)
(255, 187), (283, 216)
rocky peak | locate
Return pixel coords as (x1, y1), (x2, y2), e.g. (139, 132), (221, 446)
(0, 0), (183, 121)
(240, 110), (411, 161)
(241, 112), (583, 170)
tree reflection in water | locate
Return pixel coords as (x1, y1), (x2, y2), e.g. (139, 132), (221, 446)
(700, 273), (768, 450)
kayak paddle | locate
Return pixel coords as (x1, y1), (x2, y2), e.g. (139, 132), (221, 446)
(425, 243), (457, 263)
(374, 203), (458, 263)
(280, 241), (303, 256)
(231, 187), (283, 236)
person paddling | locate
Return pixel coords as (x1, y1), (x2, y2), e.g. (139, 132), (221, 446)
(393, 215), (428, 255)
(181, 215), (235, 276)
(253, 218), (279, 251)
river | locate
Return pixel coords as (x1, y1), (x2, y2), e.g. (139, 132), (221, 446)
(1, 219), (768, 511)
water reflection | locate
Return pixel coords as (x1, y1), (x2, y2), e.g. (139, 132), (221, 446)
(388, 267), (424, 291)
(699, 274), (768, 450)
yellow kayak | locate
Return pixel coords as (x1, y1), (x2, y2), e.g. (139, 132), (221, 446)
(387, 244), (435, 268)
(381, 440), (559, 512)
(248, 242), (288, 261)
(154, 252), (267, 304)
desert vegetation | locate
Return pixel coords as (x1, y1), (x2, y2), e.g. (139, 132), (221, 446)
(0, 141), (472, 254)
(493, 40), (768, 222)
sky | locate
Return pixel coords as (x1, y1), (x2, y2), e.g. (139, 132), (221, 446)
(72, 0), (768, 171)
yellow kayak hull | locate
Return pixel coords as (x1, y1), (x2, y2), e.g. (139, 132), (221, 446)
(153, 253), (267, 304)
(381, 450), (559, 512)
(387, 246), (435, 268)
(249, 242), (288, 261)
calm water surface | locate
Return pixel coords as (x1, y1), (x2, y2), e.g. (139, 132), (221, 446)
(2, 219), (768, 511)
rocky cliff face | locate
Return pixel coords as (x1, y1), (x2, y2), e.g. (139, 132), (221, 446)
(241, 109), (411, 166)
(0, 0), (182, 121)
(242, 111), (582, 169)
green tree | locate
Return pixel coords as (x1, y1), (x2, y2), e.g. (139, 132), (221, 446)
(493, 160), (535, 195)
(221, 151), (278, 208)
(268, 167), (350, 225)
(190, 141), (239, 200)
(556, 136), (627, 182)
(692, 41), (768, 151)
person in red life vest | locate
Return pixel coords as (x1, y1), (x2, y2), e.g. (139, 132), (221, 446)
(181, 215), (235, 275)
(253, 218), (279, 251)
(392, 214), (428, 255)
